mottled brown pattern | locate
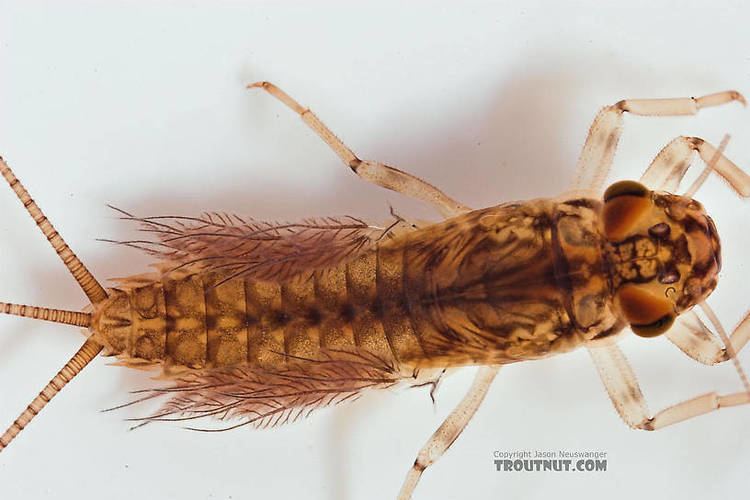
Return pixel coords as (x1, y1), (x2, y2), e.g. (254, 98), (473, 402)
(90, 186), (722, 376)
(92, 196), (622, 373)
(606, 191), (722, 313)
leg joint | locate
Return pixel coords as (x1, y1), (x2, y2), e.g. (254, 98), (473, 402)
(685, 136), (705, 149)
(637, 418), (656, 431)
(348, 158), (362, 171)
(614, 100), (629, 112)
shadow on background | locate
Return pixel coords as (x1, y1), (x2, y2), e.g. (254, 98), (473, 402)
(3, 48), (739, 499)
(0, 51), (614, 499)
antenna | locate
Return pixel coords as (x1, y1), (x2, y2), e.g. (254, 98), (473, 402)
(683, 134), (731, 198)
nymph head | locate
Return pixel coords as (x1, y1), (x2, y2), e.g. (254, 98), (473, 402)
(601, 180), (721, 337)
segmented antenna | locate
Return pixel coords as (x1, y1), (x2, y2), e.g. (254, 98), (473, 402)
(700, 302), (750, 395)
(0, 156), (109, 452)
(680, 137), (750, 393)
(683, 134), (731, 198)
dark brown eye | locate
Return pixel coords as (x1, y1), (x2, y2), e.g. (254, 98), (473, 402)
(631, 314), (676, 338)
(648, 222), (671, 239)
(603, 180), (650, 202)
(616, 284), (676, 338)
(602, 181), (653, 241)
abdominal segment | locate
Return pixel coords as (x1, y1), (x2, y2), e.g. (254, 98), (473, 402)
(94, 249), (427, 374)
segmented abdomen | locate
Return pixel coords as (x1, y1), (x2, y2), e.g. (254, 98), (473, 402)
(93, 245), (426, 373)
(93, 198), (619, 373)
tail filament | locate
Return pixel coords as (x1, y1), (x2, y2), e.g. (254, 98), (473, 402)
(0, 156), (107, 452)
(0, 301), (91, 328)
(0, 339), (102, 451)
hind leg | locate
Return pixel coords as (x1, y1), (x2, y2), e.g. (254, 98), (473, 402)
(398, 366), (499, 500)
(248, 82), (469, 218)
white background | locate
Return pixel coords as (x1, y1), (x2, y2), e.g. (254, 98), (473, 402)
(1, 2), (749, 500)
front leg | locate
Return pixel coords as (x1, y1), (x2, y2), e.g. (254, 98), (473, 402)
(667, 309), (750, 366)
(587, 343), (749, 430)
(572, 90), (745, 193)
(638, 135), (750, 196)
(248, 82), (469, 218)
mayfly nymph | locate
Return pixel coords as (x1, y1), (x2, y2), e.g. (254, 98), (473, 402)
(1, 82), (750, 500)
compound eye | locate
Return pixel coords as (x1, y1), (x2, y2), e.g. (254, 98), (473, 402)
(603, 180), (650, 202)
(616, 284), (676, 338)
(630, 315), (675, 338)
(603, 181), (652, 242)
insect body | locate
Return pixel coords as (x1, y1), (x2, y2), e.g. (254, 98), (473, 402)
(1, 83), (750, 500)
(94, 199), (613, 373)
